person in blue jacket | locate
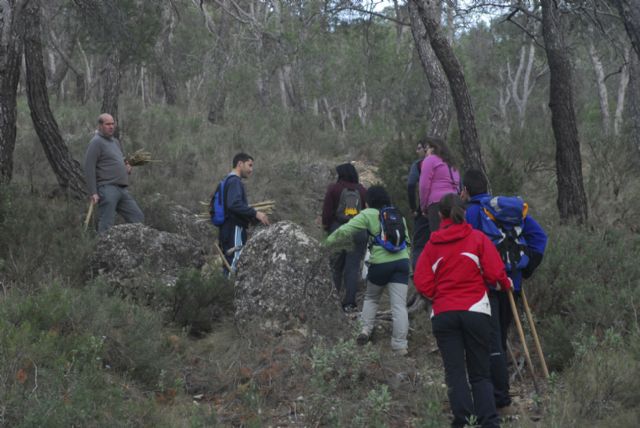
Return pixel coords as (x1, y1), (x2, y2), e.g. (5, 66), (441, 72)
(461, 169), (548, 413)
(218, 153), (270, 274)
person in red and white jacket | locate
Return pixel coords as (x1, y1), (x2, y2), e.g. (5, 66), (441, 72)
(414, 193), (512, 428)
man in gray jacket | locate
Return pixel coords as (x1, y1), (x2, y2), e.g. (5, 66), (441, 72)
(84, 113), (144, 233)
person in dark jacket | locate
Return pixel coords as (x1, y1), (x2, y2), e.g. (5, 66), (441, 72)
(407, 137), (429, 269)
(414, 193), (512, 428)
(321, 163), (368, 312)
(461, 169), (548, 411)
(218, 153), (269, 274)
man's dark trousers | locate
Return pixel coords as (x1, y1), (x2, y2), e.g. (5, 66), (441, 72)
(219, 221), (246, 274)
(411, 213), (430, 270)
(489, 290), (512, 408)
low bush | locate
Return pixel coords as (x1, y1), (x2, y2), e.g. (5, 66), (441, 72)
(525, 223), (640, 369)
(0, 285), (177, 426)
(161, 269), (235, 335)
(539, 331), (640, 427)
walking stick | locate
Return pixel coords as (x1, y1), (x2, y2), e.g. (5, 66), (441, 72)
(83, 202), (95, 231)
(213, 242), (233, 274)
(521, 288), (550, 379)
(508, 289), (538, 392)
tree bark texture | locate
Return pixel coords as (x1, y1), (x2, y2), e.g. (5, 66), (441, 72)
(408, 0), (451, 139)
(23, 1), (86, 198)
(412, 0), (486, 176)
(627, 53), (640, 157)
(154, 1), (178, 105)
(611, 0), (640, 60)
(541, 0), (588, 223)
(101, 48), (121, 126)
(588, 40), (610, 136)
(0, 0), (27, 184)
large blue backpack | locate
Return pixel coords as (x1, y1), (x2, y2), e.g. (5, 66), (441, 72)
(209, 174), (234, 226)
(372, 206), (407, 253)
(477, 196), (529, 273)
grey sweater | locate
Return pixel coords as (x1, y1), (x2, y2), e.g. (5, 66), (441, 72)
(84, 133), (129, 195)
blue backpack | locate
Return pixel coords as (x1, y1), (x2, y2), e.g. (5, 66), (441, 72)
(209, 174), (234, 226)
(477, 196), (529, 273)
(373, 206), (407, 253)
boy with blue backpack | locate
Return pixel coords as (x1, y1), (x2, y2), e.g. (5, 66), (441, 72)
(461, 169), (547, 412)
(326, 185), (411, 356)
(210, 153), (270, 274)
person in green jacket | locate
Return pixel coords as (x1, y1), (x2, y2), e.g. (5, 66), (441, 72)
(326, 185), (411, 355)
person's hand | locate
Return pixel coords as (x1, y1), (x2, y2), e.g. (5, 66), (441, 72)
(90, 193), (99, 204)
(125, 162), (133, 174)
(256, 211), (270, 225)
(494, 277), (513, 292)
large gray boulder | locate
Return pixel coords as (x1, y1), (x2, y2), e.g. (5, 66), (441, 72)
(234, 221), (344, 335)
(167, 204), (216, 249)
(89, 223), (206, 301)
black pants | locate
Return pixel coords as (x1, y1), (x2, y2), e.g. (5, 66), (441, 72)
(411, 213), (430, 270)
(432, 311), (499, 428)
(219, 222), (247, 274)
(329, 223), (367, 307)
(489, 291), (511, 408)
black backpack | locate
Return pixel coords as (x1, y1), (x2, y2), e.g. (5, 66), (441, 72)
(335, 188), (361, 223)
(372, 206), (407, 253)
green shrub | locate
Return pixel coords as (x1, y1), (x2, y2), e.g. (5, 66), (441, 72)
(1, 285), (178, 389)
(0, 186), (94, 290)
(161, 269), (235, 335)
(542, 331), (640, 427)
(0, 285), (172, 426)
(526, 224), (640, 368)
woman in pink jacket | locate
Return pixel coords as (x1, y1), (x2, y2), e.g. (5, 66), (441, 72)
(418, 137), (461, 240)
(414, 193), (512, 428)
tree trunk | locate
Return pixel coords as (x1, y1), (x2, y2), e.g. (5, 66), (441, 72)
(154, 0), (178, 105)
(413, 0), (486, 175)
(101, 49), (121, 126)
(611, 0), (640, 60)
(628, 53), (640, 156)
(588, 40), (610, 136)
(614, 46), (630, 136)
(408, 0), (451, 139)
(541, 0), (588, 223)
(0, 0), (27, 184)
(511, 41), (537, 130)
(23, 1), (86, 198)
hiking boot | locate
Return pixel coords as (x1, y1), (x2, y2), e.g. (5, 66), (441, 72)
(393, 348), (409, 357)
(497, 403), (520, 421)
(342, 304), (358, 314)
(356, 332), (370, 346)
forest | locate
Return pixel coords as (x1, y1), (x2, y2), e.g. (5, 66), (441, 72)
(1, 0), (640, 426)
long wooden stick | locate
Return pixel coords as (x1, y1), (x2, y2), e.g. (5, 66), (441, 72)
(83, 202), (95, 231)
(521, 288), (550, 379)
(213, 242), (233, 273)
(508, 290), (538, 392)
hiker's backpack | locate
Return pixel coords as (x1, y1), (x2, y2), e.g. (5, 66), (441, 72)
(209, 174), (233, 226)
(373, 206), (407, 253)
(335, 188), (361, 223)
(477, 196), (530, 273)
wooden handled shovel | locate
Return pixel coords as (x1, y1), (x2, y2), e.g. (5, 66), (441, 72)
(213, 242), (234, 274)
(83, 202), (95, 231)
(508, 289), (539, 392)
(521, 288), (550, 379)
